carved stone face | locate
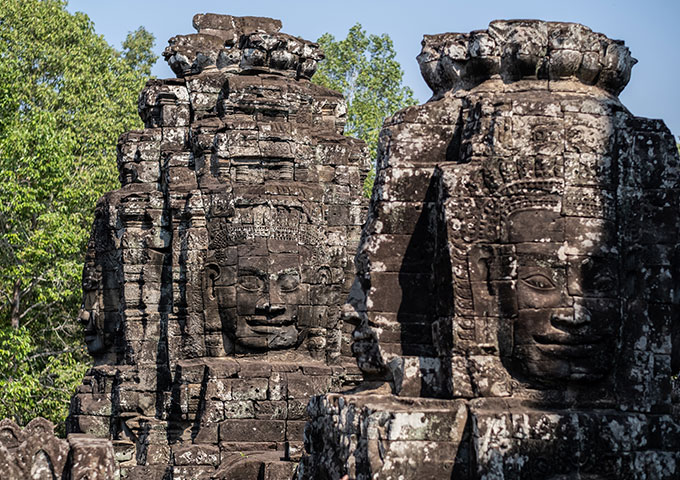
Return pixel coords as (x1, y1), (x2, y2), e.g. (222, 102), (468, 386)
(79, 245), (122, 363)
(78, 201), (122, 363)
(206, 202), (336, 354)
(218, 247), (307, 350)
(502, 209), (621, 383)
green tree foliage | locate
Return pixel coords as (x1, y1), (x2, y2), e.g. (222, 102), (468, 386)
(122, 26), (157, 77)
(313, 24), (417, 196)
(0, 327), (88, 435)
(0, 0), (156, 427)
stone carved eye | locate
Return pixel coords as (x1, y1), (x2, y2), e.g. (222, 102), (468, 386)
(278, 271), (300, 292)
(82, 275), (99, 291)
(521, 273), (556, 291)
(581, 258), (617, 292)
(239, 270), (265, 292)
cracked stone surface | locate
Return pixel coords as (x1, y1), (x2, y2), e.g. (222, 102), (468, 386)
(4, 15), (679, 480)
(300, 19), (680, 480)
(65, 13), (370, 479)
(0, 418), (116, 480)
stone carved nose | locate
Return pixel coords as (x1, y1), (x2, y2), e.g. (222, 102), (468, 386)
(551, 303), (591, 329)
(269, 278), (289, 305)
(78, 308), (99, 334)
(79, 308), (99, 330)
(255, 302), (286, 315)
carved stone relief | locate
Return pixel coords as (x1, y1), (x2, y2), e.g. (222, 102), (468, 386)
(300, 19), (680, 480)
(66, 13), (370, 479)
(0, 418), (116, 480)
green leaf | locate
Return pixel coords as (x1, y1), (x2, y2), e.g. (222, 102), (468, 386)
(0, 0), (155, 429)
(312, 24), (416, 198)
(313, 24), (417, 163)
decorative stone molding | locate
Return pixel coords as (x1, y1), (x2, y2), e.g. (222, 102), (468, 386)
(418, 20), (636, 97)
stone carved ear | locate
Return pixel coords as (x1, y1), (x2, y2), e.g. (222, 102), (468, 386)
(203, 263), (222, 332)
(468, 245), (493, 285)
(468, 245), (498, 317)
(205, 263), (221, 300)
(468, 244), (517, 317)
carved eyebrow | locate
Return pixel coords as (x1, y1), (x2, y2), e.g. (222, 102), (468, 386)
(517, 257), (568, 269)
(238, 267), (267, 277)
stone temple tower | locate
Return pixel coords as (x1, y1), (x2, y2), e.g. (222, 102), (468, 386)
(300, 20), (680, 479)
(67, 13), (371, 479)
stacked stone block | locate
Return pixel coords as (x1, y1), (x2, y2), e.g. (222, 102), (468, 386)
(301, 20), (680, 479)
(0, 418), (116, 479)
(68, 13), (370, 479)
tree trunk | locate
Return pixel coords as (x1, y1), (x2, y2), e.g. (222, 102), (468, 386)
(11, 279), (21, 329)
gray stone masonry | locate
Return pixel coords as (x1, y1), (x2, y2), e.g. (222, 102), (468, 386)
(300, 19), (680, 480)
(66, 13), (370, 479)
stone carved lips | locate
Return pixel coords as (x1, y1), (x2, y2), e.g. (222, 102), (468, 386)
(507, 208), (621, 382)
(208, 197), (335, 352)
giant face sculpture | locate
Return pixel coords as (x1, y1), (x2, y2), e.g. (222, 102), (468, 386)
(77, 199), (122, 364)
(205, 192), (339, 355)
(79, 258), (104, 355)
(503, 208), (621, 383)
(466, 183), (623, 386)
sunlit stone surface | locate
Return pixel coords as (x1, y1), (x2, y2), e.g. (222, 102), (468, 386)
(300, 20), (680, 480)
(66, 13), (370, 479)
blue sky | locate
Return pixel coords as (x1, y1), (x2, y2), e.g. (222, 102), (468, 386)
(67, 0), (680, 139)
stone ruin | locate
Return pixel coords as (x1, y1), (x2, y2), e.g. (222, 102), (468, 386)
(0, 417), (116, 479)
(300, 19), (680, 480)
(65, 13), (370, 479)
(2, 14), (679, 480)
